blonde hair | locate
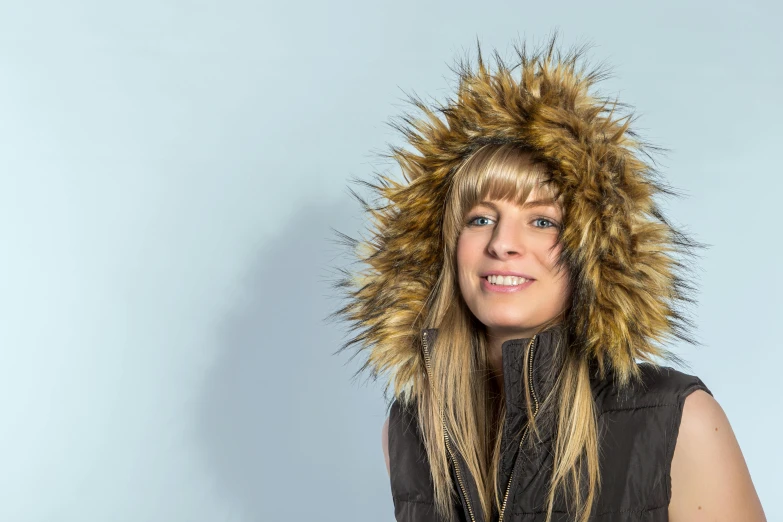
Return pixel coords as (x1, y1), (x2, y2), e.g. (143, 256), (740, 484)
(417, 143), (600, 522)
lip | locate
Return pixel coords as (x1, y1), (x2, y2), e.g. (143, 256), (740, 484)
(480, 271), (536, 279)
(481, 275), (535, 293)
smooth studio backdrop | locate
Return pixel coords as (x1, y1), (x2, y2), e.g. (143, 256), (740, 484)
(0, 1), (779, 521)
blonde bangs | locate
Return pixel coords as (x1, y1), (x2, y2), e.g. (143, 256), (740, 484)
(444, 143), (560, 247)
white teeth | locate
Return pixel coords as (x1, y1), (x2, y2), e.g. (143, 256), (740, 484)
(487, 275), (529, 286)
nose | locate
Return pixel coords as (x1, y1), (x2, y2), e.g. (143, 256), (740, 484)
(486, 218), (526, 259)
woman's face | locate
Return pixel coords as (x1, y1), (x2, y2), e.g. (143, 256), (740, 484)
(456, 187), (569, 342)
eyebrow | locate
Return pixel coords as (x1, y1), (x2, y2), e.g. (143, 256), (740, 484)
(476, 199), (559, 210)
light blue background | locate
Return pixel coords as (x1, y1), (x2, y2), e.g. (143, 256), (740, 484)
(0, 1), (779, 521)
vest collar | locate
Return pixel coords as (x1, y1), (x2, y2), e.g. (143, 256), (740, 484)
(420, 323), (567, 520)
(420, 323), (566, 418)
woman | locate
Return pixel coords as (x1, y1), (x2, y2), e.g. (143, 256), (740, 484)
(330, 36), (765, 521)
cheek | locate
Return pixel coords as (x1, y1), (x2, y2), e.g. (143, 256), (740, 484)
(455, 235), (477, 286)
(542, 242), (570, 298)
(455, 237), (468, 281)
(554, 269), (571, 301)
(544, 240), (563, 267)
(552, 263), (571, 303)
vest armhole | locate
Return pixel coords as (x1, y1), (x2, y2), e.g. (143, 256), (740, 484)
(388, 399), (438, 504)
(664, 377), (713, 502)
(388, 399), (466, 521)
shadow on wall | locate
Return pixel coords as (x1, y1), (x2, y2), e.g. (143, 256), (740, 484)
(195, 196), (390, 522)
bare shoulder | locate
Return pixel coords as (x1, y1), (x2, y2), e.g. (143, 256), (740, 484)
(382, 415), (390, 477)
(669, 390), (766, 521)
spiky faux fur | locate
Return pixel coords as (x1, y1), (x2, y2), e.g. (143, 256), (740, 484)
(328, 34), (704, 400)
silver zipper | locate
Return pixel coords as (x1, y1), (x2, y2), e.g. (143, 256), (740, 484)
(421, 331), (477, 522)
(498, 335), (538, 522)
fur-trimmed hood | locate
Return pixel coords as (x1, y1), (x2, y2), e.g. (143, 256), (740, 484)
(328, 35), (703, 401)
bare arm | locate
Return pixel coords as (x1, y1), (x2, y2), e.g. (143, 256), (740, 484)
(669, 390), (766, 521)
(382, 415), (390, 477)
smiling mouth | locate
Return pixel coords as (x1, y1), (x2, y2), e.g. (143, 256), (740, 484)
(483, 275), (534, 286)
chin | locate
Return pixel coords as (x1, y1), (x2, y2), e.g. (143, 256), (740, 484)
(483, 317), (537, 333)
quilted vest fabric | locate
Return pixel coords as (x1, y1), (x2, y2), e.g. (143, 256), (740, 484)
(388, 325), (711, 522)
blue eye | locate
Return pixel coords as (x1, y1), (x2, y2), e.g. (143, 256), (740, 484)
(467, 216), (494, 226)
(533, 218), (558, 229)
(466, 215), (559, 229)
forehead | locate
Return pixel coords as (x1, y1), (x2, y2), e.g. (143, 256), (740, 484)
(475, 171), (559, 205)
(474, 195), (561, 212)
(451, 143), (563, 216)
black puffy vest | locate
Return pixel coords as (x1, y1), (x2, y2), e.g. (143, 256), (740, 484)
(388, 326), (711, 522)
